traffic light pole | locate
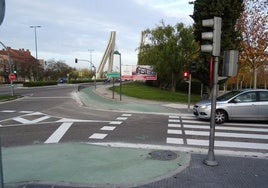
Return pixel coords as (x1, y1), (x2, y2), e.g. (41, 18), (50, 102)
(187, 74), (192, 112)
(203, 56), (219, 166)
(75, 59), (96, 89)
(201, 16), (222, 166)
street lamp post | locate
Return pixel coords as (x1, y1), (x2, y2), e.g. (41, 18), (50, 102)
(30, 25), (41, 81)
(89, 49), (94, 65)
(113, 50), (122, 101)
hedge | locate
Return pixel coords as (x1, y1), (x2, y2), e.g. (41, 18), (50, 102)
(23, 81), (57, 87)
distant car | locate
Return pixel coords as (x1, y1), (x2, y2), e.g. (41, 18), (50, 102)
(193, 89), (268, 124)
(57, 78), (68, 83)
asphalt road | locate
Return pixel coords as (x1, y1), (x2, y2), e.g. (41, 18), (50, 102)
(0, 84), (268, 157)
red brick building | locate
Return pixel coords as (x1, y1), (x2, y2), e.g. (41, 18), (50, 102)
(0, 47), (42, 83)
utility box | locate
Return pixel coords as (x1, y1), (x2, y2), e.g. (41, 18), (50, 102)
(223, 50), (238, 77)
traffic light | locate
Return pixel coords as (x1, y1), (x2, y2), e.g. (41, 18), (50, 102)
(183, 71), (189, 80)
(75, 58), (78, 63)
(4, 64), (9, 73)
(189, 62), (197, 73)
(201, 17), (222, 57)
(12, 65), (17, 74)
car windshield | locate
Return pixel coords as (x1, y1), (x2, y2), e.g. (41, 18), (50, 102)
(217, 90), (242, 101)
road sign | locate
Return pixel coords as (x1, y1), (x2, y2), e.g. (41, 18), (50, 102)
(9, 73), (16, 81)
(105, 72), (120, 77)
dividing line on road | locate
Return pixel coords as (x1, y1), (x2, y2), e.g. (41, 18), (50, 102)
(44, 122), (73, 144)
(89, 113), (132, 140)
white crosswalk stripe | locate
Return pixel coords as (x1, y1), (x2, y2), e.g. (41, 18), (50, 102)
(166, 115), (268, 152)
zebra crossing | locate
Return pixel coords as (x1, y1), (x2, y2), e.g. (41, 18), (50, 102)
(1, 110), (268, 153)
(167, 115), (268, 152)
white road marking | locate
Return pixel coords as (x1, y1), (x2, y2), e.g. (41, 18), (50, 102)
(168, 124), (181, 128)
(167, 129), (182, 134)
(183, 120), (209, 124)
(13, 116), (50, 124)
(19, 111), (34, 114)
(184, 124), (268, 132)
(169, 115), (180, 119)
(45, 122), (73, 144)
(168, 119), (180, 123)
(166, 138), (183, 144)
(101, 126), (116, 131)
(91, 142), (268, 158)
(28, 112), (45, 115)
(26, 97), (72, 99)
(88, 114), (132, 140)
(1, 110), (16, 113)
(57, 118), (109, 123)
(122, 114), (132, 117)
(89, 133), (107, 139)
(184, 124), (208, 129)
(181, 116), (197, 120)
(109, 121), (122, 125)
(116, 117), (128, 120)
(187, 139), (268, 150)
(185, 130), (268, 139)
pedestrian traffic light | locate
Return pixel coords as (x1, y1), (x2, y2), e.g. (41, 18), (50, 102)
(201, 17), (222, 57)
(75, 58), (78, 63)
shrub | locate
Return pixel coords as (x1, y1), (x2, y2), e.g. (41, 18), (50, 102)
(23, 81), (57, 87)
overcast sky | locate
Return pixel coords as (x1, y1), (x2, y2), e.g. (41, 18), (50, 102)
(0, 0), (194, 69)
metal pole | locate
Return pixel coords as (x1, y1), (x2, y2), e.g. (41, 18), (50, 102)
(75, 59), (96, 89)
(112, 78), (115, 99)
(89, 50), (96, 90)
(203, 56), (219, 166)
(0, 138), (3, 188)
(187, 74), (191, 112)
(30, 25), (41, 81)
(94, 66), (96, 89)
(0, 5), (6, 187)
(119, 53), (122, 101)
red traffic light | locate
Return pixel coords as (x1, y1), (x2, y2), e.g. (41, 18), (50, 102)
(183, 71), (189, 78)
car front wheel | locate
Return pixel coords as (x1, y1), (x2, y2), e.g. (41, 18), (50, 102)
(215, 110), (227, 124)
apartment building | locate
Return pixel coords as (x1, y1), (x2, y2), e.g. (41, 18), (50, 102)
(0, 47), (42, 83)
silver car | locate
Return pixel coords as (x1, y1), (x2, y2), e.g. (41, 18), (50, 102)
(193, 89), (268, 124)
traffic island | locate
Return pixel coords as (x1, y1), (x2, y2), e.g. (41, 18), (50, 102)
(3, 143), (190, 187)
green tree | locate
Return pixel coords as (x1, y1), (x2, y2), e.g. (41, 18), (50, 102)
(138, 22), (199, 92)
(191, 0), (244, 87)
(44, 59), (74, 80)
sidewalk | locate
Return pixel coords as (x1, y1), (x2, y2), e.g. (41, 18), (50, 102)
(4, 84), (268, 188)
(79, 84), (192, 115)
